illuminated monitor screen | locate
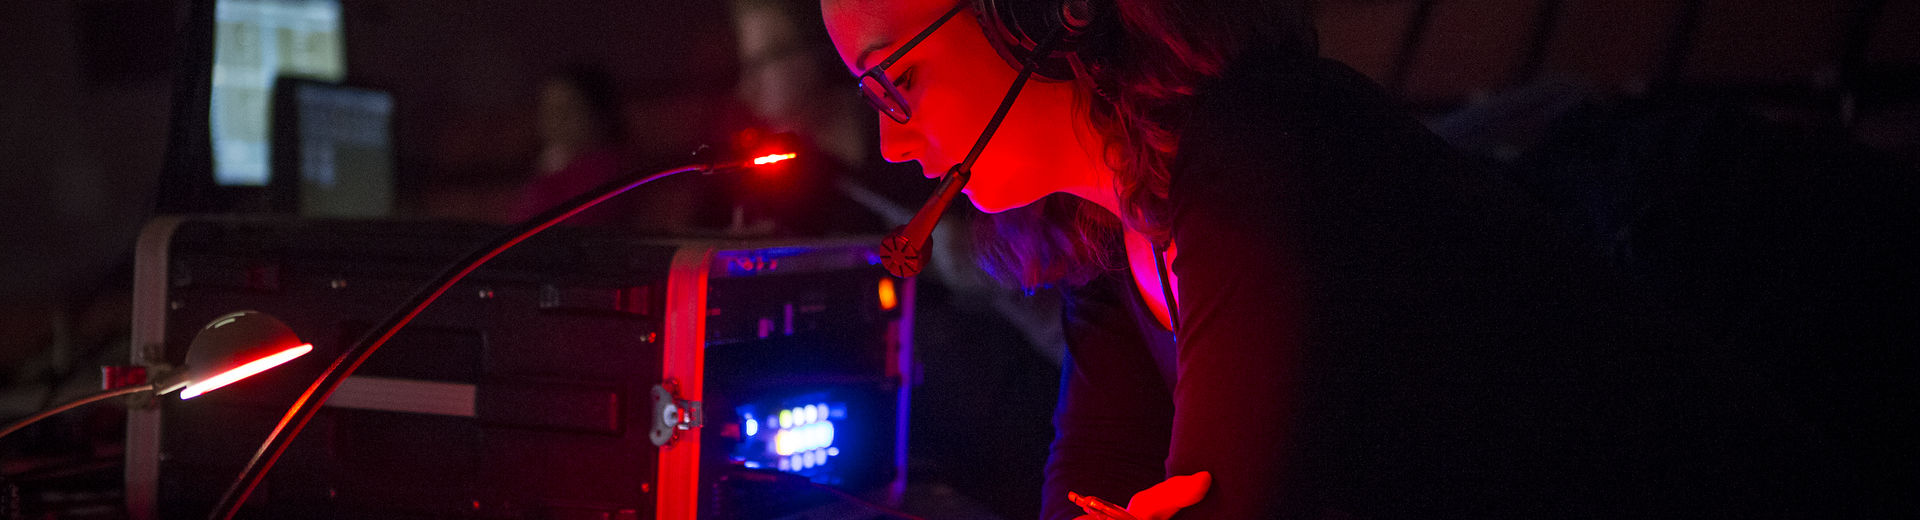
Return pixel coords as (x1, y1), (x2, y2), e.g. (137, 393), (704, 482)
(211, 0), (344, 186)
(272, 80), (394, 217)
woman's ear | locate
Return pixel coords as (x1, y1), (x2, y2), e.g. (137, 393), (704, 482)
(974, 0), (1109, 81)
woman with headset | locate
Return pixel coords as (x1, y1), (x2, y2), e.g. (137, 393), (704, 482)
(820, 0), (1841, 518)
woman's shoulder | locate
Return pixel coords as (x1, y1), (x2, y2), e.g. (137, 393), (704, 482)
(1170, 50), (1460, 205)
(1188, 50), (1410, 140)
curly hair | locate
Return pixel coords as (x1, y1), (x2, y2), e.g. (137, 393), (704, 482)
(976, 0), (1317, 289)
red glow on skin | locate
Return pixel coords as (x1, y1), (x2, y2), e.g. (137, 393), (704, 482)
(824, 0), (1094, 213)
(180, 344), (313, 399)
(752, 153), (797, 166)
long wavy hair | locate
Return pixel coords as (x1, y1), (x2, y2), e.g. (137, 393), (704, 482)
(975, 0), (1318, 289)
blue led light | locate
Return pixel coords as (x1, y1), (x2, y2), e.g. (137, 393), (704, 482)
(732, 396), (852, 476)
(773, 420), (835, 456)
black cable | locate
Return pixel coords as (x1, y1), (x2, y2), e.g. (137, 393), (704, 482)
(0, 384), (153, 441)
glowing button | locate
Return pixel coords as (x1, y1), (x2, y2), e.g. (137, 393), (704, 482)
(779, 409), (793, 429)
(878, 278), (898, 310)
(773, 420), (836, 456)
(803, 404), (818, 424)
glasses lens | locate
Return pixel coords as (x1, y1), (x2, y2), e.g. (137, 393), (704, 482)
(859, 74), (911, 124)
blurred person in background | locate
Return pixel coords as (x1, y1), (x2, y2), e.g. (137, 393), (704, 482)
(512, 64), (672, 229)
(730, 0), (906, 237)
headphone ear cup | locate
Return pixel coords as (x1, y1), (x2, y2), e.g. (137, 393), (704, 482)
(975, 0), (1090, 81)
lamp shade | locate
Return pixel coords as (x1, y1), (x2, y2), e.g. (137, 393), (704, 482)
(173, 311), (313, 399)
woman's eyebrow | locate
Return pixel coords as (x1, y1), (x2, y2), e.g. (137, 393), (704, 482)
(855, 39), (895, 71)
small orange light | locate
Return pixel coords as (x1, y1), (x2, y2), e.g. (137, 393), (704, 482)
(179, 343), (313, 399)
(877, 278), (898, 311)
(751, 153), (796, 166)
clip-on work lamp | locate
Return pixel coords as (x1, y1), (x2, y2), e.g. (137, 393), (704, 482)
(0, 311), (312, 441)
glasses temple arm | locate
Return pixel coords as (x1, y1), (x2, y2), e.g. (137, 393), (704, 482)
(875, 2), (971, 71)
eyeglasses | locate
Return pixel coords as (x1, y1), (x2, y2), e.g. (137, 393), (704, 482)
(856, 2), (969, 124)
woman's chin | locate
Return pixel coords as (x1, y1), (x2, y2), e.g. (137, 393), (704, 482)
(964, 190), (1040, 214)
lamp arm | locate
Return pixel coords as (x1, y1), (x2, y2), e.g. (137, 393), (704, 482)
(0, 383), (155, 441)
(207, 158), (729, 520)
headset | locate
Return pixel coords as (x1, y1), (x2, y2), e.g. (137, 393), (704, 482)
(974, 0), (1106, 82)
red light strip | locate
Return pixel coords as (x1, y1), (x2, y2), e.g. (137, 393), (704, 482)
(657, 246), (713, 520)
(751, 153), (796, 165)
(180, 344), (314, 399)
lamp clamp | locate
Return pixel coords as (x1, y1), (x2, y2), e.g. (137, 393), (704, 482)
(649, 382), (703, 447)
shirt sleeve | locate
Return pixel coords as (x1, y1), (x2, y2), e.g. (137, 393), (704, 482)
(1039, 276), (1176, 520)
(1157, 110), (1318, 518)
(1155, 56), (1501, 517)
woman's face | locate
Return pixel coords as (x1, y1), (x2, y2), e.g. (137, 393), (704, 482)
(822, 0), (1086, 213)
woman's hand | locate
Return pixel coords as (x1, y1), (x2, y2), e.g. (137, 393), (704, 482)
(1070, 471), (1212, 520)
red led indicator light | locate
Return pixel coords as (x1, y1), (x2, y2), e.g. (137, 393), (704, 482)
(877, 278), (898, 311)
(751, 153), (796, 166)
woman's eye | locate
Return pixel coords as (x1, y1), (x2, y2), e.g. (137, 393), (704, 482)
(892, 66), (915, 90)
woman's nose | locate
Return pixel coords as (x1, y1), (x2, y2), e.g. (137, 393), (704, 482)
(876, 115), (925, 164)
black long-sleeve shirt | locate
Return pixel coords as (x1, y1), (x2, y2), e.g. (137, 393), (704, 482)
(1039, 51), (1854, 519)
